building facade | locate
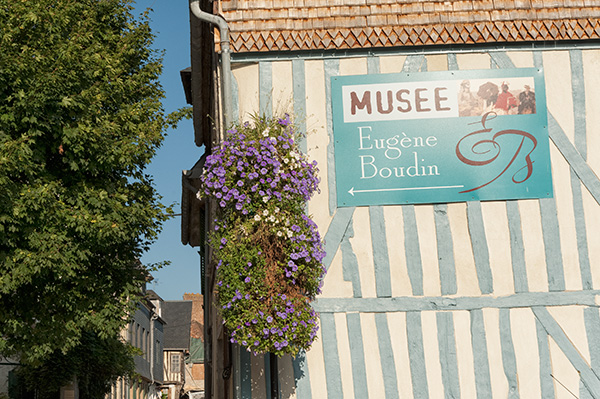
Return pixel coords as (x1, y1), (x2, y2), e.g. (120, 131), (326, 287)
(182, 293), (206, 398)
(161, 300), (193, 399)
(185, 1), (600, 398)
(108, 295), (165, 399)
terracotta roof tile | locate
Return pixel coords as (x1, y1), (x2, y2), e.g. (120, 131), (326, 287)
(386, 13), (399, 24)
(367, 14), (387, 25)
(473, 0), (495, 10)
(403, 2), (424, 12)
(434, 2), (454, 12)
(513, 0), (532, 8)
(215, 0), (600, 52)
(453, 1), (474, 11)
(226, 10), (243, 21)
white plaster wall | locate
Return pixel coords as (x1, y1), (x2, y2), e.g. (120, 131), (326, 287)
(233, 63), (259, 123)
(230, 47), (600, 398)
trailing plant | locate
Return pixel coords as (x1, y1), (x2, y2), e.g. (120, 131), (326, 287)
(201, 114), (326, 357)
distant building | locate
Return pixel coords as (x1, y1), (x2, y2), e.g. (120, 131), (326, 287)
(0, 358), (18, 398)
(108, 293), (165, 399)
(160, 300), (193, 399)
(182, 294), (205, 398)
(0, 292), (165, 399)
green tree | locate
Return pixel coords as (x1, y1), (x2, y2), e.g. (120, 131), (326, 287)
(0, 0), (171, 367)
(12, 332), (138, 399)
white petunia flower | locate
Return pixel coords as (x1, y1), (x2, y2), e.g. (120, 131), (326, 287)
(254, 214), (261, 221)
(262, 128), (270, 137)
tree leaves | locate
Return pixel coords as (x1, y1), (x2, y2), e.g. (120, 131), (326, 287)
(0, 0), (171, 367)
(13, 332), (138, 399)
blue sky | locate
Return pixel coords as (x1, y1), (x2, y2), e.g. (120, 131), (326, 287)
(133, 0), (203, 300)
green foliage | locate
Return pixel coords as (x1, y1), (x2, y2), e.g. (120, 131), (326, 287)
(14, 332), (138, 399)
(0, 0), (171, 365)
(166, 106), (193, 129)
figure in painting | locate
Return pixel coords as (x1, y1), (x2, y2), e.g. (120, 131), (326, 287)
(518, 84), (536, 114)
(494, 82), (518, 115)
(477, 81), (499, 114)
(458, 80), (480, 116)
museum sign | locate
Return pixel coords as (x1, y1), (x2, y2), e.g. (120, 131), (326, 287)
(331, 68), (553, 207)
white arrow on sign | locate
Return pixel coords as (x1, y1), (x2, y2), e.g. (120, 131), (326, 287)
(348, 185), (464, 196)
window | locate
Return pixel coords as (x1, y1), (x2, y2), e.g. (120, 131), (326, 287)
(134, 323), (139, 348)
(171, 353), (181, 373)
(146, 330), (150, 359)
(127, 322), (133, 344)
(141, 328), (146, 358)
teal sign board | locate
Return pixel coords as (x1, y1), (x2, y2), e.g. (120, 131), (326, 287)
(331, 68), (553, 207)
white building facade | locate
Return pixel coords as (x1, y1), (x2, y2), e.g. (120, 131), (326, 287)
(185, 1), (600, 397)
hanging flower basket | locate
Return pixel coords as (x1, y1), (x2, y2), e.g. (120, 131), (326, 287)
(201, 114), (326, 357)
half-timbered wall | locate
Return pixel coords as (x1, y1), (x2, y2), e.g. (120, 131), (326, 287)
(163, 350), (185, 384)
(228, 46), (600, 398)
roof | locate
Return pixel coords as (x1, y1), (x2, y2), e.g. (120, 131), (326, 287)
(162, 301), (193, 350)
(146, 289), (164, 302)
(216, 0), (600, 53)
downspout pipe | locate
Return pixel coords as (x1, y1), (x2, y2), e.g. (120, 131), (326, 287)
(189, 3), (232, 399)
(189, 0), (233, 130)
(150, 312), (158, 388)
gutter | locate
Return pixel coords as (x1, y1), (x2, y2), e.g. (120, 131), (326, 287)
(189, 0), (233, 131)
(188, 3), (233, 399)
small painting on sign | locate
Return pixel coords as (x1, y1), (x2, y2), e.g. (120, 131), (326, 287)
(331, 68), (552, 207)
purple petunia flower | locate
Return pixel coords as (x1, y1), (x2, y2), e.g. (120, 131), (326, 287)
(200, 116), (326, 354)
